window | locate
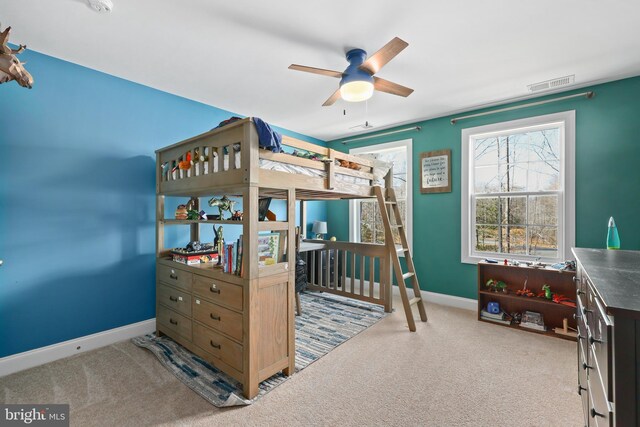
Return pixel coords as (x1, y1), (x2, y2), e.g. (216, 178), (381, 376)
(349, 139), (412, 251)
(461, 112), (575, 263)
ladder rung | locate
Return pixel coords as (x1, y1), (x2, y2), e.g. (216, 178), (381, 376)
(396, 247), (409, 253)
(385, 201), (397, 205)
(408, 297), (421, 306)
(390, 224), (404, 228)
(402, 272), (415, 280)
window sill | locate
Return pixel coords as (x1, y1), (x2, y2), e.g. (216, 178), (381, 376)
(462, 254), (563, 265)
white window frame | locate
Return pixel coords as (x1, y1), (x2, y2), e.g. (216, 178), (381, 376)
(349, 139), (413, 254)
(461, 111), (575, 264)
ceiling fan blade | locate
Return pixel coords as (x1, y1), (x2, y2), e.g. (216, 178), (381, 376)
(289, 64), (343, 78)
(322, 89), (342, 106)
(373, 77), (414, 97)
(359, 37), (409, 75)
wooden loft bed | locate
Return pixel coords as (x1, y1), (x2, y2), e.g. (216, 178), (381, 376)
(156, 117), (379, 199)
(154, 117), (426, 399)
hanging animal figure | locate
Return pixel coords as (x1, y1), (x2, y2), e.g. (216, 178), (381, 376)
(208, 195), (236, 220)
(0, 25), (33, 88)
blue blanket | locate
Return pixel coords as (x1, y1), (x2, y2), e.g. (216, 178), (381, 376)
(253, 117), (283, 153)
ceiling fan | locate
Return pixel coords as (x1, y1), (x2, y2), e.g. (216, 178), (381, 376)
(289, 37), (414, 106)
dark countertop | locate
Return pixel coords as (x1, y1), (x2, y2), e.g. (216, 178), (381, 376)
(572, 248), (640, 317)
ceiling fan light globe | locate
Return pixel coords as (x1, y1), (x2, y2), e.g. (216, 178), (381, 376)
(340, 81), (374, 102)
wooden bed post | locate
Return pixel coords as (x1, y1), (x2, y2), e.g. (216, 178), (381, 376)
(283, 187), (296, 376)
(243, 184), (259, 398)
(382, 166), (394, 313)
(242, 121), (261, 398)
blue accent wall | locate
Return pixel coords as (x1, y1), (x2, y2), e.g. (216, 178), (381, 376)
(0, 49), (326, 357)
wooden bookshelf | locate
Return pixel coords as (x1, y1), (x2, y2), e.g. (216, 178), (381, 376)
(477, 262), (577, 341)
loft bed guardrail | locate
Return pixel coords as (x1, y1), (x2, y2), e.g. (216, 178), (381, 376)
(301, 240), (392, 313)
(155, 118), (385, 199)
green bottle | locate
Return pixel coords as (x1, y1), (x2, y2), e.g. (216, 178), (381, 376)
(606, 217), (620, 250)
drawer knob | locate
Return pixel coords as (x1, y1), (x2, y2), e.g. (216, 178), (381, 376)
(169, 318), (178, 325)
(576, 289), (585, 296)
(169, 296), (178, 302)
(573, 276), (579, 283)
(582, 307), (593, 315)
(577, 385), (587, 395)
(589, 336), (603, 345)
(590, 408), (604, 418)
(210, 287), (221, 294)
(210, 313), (221, 321)
(577, 334), (585, 341)
(210, 340), (221, 349)
(582, 362), (593, 371)
(169, 274), (178, 280)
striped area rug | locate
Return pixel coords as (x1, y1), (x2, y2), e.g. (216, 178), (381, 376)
(132, 292), (386, 407)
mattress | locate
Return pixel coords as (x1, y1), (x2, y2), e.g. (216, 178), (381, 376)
(176, 152), (390, 187)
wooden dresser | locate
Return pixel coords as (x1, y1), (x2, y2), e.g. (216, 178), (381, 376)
(156, 260), (248, 381)
(573, 248), (640, 426)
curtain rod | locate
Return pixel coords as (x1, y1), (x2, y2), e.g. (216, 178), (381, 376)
(450, 91), (594, 125)
(340, 126), (421, 144)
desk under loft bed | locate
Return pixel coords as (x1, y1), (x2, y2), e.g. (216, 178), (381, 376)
(154, 117), (425, 399)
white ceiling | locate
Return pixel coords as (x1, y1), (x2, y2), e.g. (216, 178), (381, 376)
(4, 0), (640, 140)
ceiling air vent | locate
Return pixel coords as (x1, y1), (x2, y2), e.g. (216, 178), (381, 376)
(527, 75), (575, 93)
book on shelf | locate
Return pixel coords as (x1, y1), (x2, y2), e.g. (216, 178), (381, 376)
(480, 309), (505, 321)
(480, 315), (512, 325)
(235, 236), (243, 276)
(519, 322), (547, 331)
(519, 310), (546, 331)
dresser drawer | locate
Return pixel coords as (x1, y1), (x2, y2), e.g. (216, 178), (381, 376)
(157, 283), (192, 317)
(578, 342), (589, 422)
(576, 297), (589, 342)
(588, 373), (613, 426)
(575, 271), (587, 308)
(193, 322), (243, 372)
(193, 297), (243, 342)
(589, 296), (612, 398)
(157, 264), (192, 291)
(157, 305), (192, 341)
(193, 275), (243, 311)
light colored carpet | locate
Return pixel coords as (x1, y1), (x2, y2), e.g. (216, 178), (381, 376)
(0, 294), (582, 426)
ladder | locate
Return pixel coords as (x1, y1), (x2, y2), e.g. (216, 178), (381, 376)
(374, 186), (428, 332)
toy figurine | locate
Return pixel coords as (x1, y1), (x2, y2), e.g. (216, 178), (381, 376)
(216, 226), (224, 266)
(186, 197), (198, 211)
(213, 225), (220, 249)
(552, 294), (577, 307)
(485, 279), (506, 293)
(178, 152), (192, 170)
(231, 210), (243, 221)
(541, 284), (552, 300)
(516, 288), (535, 297)
(208, 195), (236, 219)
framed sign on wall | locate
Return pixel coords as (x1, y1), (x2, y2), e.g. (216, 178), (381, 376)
(420, 149), (451, 193)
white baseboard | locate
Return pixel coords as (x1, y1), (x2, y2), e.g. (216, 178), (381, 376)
(0, 318), (156, 377)
(392, 286), (476, 311)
